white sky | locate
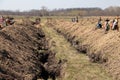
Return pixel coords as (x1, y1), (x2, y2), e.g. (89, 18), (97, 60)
(0, 0), (120, 11)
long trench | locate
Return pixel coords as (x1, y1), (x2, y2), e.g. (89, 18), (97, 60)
(42, 26), (113, 80)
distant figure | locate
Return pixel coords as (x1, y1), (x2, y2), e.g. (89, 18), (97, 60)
(35, 18), (41, 24)
(0, 16), (5, 28)
(76, 16), (79, 23)
(71, 18), (76, 22)
(112, 17), (119, 31)
(104, 18), (110, 33)
(5, 16), (15, 26)
(71, 16), (79, 23)
(96, 17), (102, 29)
(32, 18), (41, 25)
(109, 19), (114, 30)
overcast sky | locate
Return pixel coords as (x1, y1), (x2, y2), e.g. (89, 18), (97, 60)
(0, 0), (120, 11)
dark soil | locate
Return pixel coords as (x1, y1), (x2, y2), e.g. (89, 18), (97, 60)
(0, 23), (64, 80)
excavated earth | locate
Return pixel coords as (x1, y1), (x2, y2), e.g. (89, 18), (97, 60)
(45, 18), (120, 80)
(0, 22), (64, 80)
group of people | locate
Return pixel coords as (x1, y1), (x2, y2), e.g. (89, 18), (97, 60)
(96, 17), (119, 33)
(0, 16), (15, 28)
(71, 16), (79, 23)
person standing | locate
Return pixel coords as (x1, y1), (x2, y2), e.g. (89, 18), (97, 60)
(112, 17), (119, 31)
(0, 16), (5, 28)
(96, 17), (102, 29)
(104, 18), (110, 33)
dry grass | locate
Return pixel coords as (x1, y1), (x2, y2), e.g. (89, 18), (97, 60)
(49, 17), (120, 80)
(42, 26), (112, 80)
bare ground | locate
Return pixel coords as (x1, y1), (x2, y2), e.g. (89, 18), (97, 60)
(0, 22), (65, 80)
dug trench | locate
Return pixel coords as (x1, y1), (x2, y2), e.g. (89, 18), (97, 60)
(45, 19), (120, 80)
(46, 20), (108, 63)
(0, 22), (66, 80)
(55, 28), (107, 63)
(42, 25), (113, 80)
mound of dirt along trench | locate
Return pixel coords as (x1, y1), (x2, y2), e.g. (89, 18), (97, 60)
(0, 22), (65, 80)
(45, 19), (120, 80)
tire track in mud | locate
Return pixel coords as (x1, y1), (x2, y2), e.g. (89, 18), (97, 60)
(42, 26), (113, 80)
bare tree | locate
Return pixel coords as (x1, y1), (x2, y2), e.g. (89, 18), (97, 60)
(40, 6), (49, 16)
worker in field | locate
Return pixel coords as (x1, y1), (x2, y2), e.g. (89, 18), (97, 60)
(112, 17), (119, 31)
(5, 16), (15, 26)
(76, 16), (79, 23)
(0, 16), (5, 28)
(32, 17), (41, 26)
(5, 16), (11, 26)
(35, 18), (41, 25)
(72, 16), (79, 23)
(36, 18), (41, 24)
(104, 18), (110, 33)
(96, 17), (102, 29)
(71, 18), (75, 22)
(109, 19), (114, 30)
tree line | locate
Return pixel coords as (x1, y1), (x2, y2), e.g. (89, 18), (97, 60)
(0, 6), (120, 16)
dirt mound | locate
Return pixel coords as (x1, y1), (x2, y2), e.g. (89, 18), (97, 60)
(0, 24), (65, 80)
(0, 25), (43, 79)
(48, 18), (120, 79)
